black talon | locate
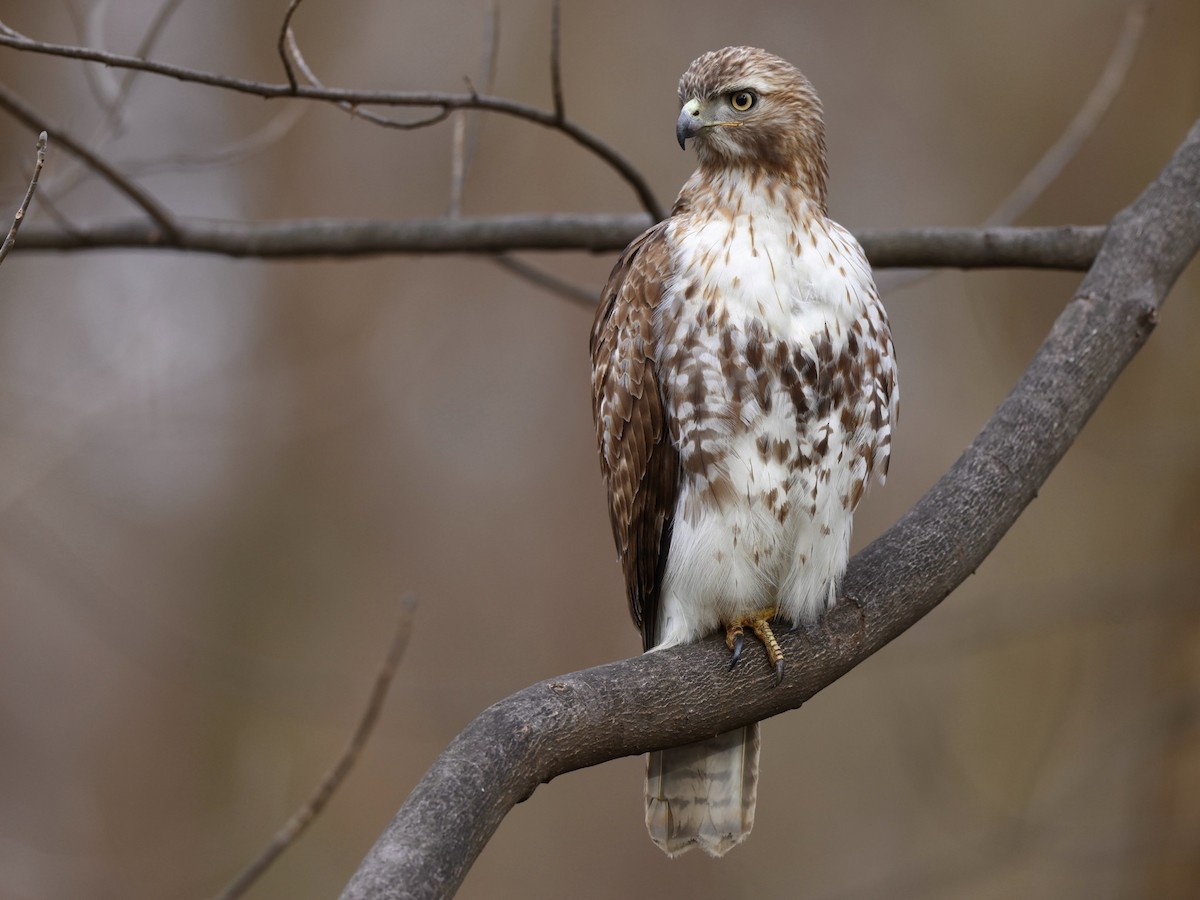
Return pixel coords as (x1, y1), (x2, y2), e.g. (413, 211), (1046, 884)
(774, 659), (785, 684)
(728, 631), (745, 670)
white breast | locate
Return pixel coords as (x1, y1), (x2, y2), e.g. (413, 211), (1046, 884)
(651, 193), (888, 648)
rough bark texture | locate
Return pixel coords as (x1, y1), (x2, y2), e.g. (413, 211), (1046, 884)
(341, 120), (1200, 900)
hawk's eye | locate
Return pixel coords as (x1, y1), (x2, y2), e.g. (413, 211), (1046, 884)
(730, 90), (756, 112)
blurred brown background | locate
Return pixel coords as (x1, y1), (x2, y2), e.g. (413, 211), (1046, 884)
(1, 1), (1198, 898)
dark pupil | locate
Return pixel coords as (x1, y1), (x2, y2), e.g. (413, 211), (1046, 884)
(735, 92), (750, 107)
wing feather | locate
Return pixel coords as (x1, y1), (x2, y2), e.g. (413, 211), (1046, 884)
(590, 223), (679, 651)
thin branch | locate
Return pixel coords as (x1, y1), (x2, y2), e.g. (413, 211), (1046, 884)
(450, 113), (468, 216)
(216, 595), (417, 900)
(0, 27), (665, 218)
(283, 29), (452, 130)
(9, 217), (1106, 269)
(110, 0), (189, 132)
(878, 0), (1151, 297)
(491, 254), (597, 306)
(62, 0), (120, 113)
(985, 0), (1153, 226)
(121, 103), (308, 175)
(449, 2), (500, 217)
(339, 118), (1200, 900)
(0, 131), (47, 266)
(17, 0), (189, 215)
(466, 3), (499, 181)
(549, 0), (564, 122)
(0, 83), (179, 240)
(278, 0), (305, 91)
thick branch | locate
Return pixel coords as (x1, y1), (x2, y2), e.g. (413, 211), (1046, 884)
(340, 120), (1200, 900)
(11, 217), (1104, 268)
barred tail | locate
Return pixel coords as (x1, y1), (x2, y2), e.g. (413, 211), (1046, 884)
(644, 723), (760, 857)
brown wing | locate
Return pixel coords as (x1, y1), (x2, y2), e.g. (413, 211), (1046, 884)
(590, 223), (679, 652)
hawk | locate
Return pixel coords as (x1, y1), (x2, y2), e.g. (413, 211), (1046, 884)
(590, 47), (897, 857)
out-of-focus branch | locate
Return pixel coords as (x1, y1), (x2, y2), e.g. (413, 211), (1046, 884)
(282, 32), (451, 131)
(491, 254), (597, 306)
(0, 130), (46, 266)
(122, 104), (309, 175)
(449, 1), (500, 216)
(984, 0), (1153, 226)
(0, 83), (179, 240)
(0, 26), (665, 219)
(214, 596), (417, 900)
(10, 217), (1106, 269)
(339, 119), (1200, 900)
(879, 0), (1151, 294)
(549, 1), (565, 122)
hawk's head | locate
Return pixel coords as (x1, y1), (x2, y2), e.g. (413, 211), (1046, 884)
(676, 47), (826, 192)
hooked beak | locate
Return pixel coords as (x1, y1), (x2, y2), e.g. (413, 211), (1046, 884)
(676, 98), (704, 149)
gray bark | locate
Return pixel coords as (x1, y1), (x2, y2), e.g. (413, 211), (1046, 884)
(13, 217), (1103, 268)
(340, 119), (1200, 900)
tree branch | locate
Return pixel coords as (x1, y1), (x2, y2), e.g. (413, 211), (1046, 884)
(0, 130), (46, 266)
(339, 119), (1200, 900)
(10, 217), (1105, 269)
(277, 0), (305, 92)
(489, 254), (597, 306)
(214, 596), (416, 900)
(0, 26), (665, 219)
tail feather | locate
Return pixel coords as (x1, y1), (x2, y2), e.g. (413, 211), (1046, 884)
(644, 723), (760, 857)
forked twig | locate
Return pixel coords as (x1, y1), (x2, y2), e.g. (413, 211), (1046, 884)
(214, 595), (418, 900)
(278, 0), (305, 91)
(0, 131), (47, 266)
(282, 29), (452, 130)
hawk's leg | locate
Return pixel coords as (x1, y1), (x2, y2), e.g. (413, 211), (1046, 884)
(725, 608), (785, 683)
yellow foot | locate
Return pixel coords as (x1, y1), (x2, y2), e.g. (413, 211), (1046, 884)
(725, 608), (785, 683)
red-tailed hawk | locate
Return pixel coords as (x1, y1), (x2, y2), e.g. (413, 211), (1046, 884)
(590, 47), (897, 857)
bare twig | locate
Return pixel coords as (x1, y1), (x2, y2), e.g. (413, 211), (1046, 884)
(340, 118), (1200, 900)
(0, 131), (47, 266)
(466, 4), (499, 184)
(985, 0), (1153, 226)
(449, 2), (500, 217)
(491, 254), (597, 306)
(0, 27), (665, 219)
(549, 0), (564, 122)
(278, 0), (305, 91)
(283, 30), (452, 131)
(215, 595), (417, 900)
(0, 84), (179, 240)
